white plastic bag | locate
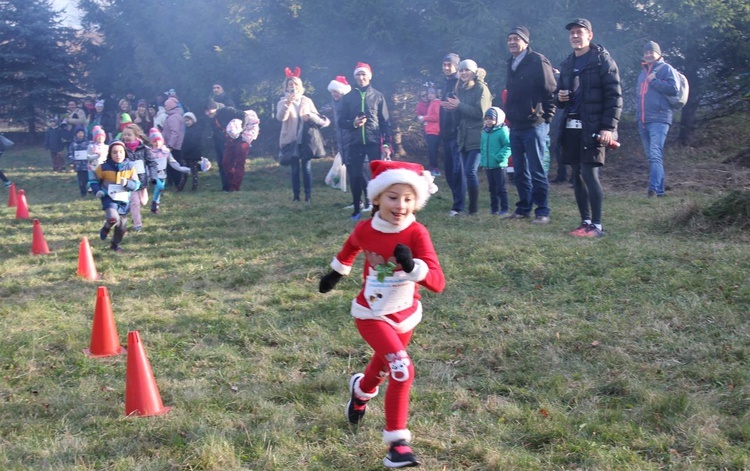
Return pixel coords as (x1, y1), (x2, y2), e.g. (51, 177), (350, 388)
(325, 152), (347, 192)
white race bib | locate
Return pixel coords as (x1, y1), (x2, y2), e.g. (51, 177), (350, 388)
(133, 159), (145, 174)
(74, 150), (88, 161)
(107, 184), (129, 202)
(364, 274), (415, 316)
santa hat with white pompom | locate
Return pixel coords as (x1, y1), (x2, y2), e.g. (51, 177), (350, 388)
(366, 160), (438, 211)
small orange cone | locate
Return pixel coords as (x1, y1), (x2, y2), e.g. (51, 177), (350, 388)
(83, 286), (126, 358)
(7, 182), (17, 207)
(31, 219), (50, 255)
(77, 236), (100, 280)
(125, 330), (171, 417)
(15, 189), (29, 219)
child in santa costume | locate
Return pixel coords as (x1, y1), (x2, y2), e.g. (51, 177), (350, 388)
(319, 160), (445, 468)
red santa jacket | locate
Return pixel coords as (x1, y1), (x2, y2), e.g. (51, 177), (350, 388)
(331, 213), (445, 333)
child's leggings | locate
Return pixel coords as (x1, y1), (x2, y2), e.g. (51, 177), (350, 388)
(355, 318), (415, 441)
(129, 187), (148, 228)
(152, 178), (166, 204)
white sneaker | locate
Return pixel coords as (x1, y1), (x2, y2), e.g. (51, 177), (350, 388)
(449, 210), (460, 217)
(362, 204), (373, 213)
(343, 204), (354, 210)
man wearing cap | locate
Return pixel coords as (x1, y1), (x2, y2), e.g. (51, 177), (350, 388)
(439, 53), (462, 210)
(502, 26), (557, 224)
(338, 62), (392, 220)
(555, 19), (622, 238)
(636, 41), (679, 198)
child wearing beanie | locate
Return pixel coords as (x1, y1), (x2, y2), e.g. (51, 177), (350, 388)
(88, 140), (140, 253)
(319, 160), (445, 469)
(68, 126), (91, 197)
(480, 107), (511, 215)
(87, 125), (109, 183)
(147, 127), (190, 214)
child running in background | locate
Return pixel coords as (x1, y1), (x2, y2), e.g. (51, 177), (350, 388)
(121, 124), (156, 231)
(222, 119), (250, 191)
(318, 160), (445, 469)
(148, 127), (190, 214)
(479, 107), (511, 215)
(181, 112), (203, 191)
(44, 116), (67, 172)
(87, 126), (109, 178)
(89, 141), (140, 253)
(68, 126), (91, 197)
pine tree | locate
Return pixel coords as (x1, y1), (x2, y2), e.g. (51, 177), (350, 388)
(0, 0), (83, 134)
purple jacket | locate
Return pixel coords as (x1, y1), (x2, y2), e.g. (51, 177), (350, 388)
(162, 100), (185, 150)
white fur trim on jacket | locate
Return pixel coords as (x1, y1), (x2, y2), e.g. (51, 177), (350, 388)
(401, 259), (428, 283)
(350, 299), (423, 334)
(354, 379), (379, 400)
(383, 429), (412, 444)
(330, 257), (352, 276)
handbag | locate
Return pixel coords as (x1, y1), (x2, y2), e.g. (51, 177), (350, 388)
(277, 142), (298, 166)
(302, 121), (326, 159)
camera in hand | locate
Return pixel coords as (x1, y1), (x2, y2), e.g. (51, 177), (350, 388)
(445, 92), (456, 99)
(356, 113), (366, 119)
(592, 133), (620, 149)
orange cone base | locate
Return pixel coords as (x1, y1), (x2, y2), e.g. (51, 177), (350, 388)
(127, 405), (172, 418)
(83, 346), (127, 358)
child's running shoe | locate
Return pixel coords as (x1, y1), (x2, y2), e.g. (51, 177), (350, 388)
(151, 201), (159, 214)
(345, 373), (369, 425)
(99, 226), (110, 240)
(383, 440), (421, 468)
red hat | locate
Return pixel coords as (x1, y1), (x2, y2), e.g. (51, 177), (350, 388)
(367, 160), (438, 210)
(327, 75), (351, 95)
(353, 62), (372, 78)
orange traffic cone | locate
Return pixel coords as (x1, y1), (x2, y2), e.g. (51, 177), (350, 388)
(15, 189), (29, 219)
(31, 219), (50, 255)
(125, 330), (172, 417)
(7, 182), (17, 207)
(77, 236), (100, 280)
(83, 287), (126, 358)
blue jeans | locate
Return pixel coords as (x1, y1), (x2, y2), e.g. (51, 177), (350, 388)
(453, 149), (481, 213)
(509, 123), (550, 217)
(442, 137), (460, 196)
(638, 122), (670, 195)
(291, 157), (312, 200)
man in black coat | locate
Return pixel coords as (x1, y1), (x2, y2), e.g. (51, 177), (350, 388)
(555, 18), (622, 238)
(502, 26), (557, 224)
(337, 62), (392, 220)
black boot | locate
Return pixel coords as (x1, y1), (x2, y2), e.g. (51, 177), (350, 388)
(468, 186), (479, 215)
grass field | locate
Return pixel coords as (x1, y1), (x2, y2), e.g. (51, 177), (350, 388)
(0, 130), (749, 470)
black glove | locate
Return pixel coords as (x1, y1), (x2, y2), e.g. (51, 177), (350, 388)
(393, 244), (415, 273)
(319, 270), (343, 293)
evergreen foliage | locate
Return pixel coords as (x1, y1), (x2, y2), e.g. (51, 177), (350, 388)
(0, 0), (83, 134)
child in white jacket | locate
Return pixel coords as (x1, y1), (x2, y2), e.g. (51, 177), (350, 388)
(148, 127), (190, 214)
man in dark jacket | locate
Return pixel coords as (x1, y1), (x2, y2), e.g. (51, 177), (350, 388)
(555, 18), (622, 238)
(636, 41), (679, 198)
(212, 82), (236, 108)
(439, 53), (461, 209)
(502, 26), (556, 224)
(338, 62), (392, 220)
